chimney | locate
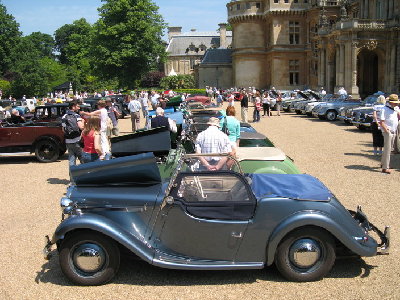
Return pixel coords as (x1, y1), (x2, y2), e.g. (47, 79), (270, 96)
(219, 23), (227, 48)
(168, 26), (182, 41)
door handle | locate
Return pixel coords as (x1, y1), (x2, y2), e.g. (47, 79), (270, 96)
(231, 232), (243, 238)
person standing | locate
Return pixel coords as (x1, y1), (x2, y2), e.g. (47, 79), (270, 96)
(240, 89), (248, 123)
(150, 107), (177, 133)
(128, 95), (142, 132)
(380, 94), (400, 174)
(81, 115), (103, 163)
(220, 106), (240, 155)
(150, 90), (160, 110)
(139, 91), (149, 119)
(62, 100), (84, 166)
(371, 95), (386, 155)
(262, 91), (271, 117)
(105, 98), (120, 136)
(275, 92), (282, 116)
(253, 90), (261, 122)
(80, 100), (112, 160)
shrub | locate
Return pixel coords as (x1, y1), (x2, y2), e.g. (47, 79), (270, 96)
(159, 74), (195, 90)
(0, 79), (11, 98)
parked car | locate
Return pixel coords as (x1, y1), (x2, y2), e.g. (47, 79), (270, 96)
(338, 92), (387, 127)
(312, 97), (362, 121)
(44, 151), (390, 285)
(185, 95), (211, 105)
(0, 122), (66, 162)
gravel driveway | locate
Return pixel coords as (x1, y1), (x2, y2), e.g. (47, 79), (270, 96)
(0, 104), (398, 300)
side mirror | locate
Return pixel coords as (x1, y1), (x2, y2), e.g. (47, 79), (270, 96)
(164, 196), (174, 205)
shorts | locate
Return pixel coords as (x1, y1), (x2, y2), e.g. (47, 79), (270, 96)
(230, 141), (237, 149)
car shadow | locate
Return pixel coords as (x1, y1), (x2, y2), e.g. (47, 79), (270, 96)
(35, 252), (372, 286)
(47, 178), (70, 185)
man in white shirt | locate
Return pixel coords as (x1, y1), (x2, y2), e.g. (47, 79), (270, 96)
(380, 94), (400, 174)
(195, 117), (232, 171)
(128, 96), (142, 132)
(150, 90), (160, 110)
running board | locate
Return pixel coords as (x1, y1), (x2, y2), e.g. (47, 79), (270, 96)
(153, 252), (264, 270)
(0, 152), (31, 157)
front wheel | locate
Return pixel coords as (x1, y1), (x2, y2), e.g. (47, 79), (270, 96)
(59, 231), (120, 286)
(275, 227), (336, 282)
(326, 110), (337, 121)
(34, 139), (60, 163)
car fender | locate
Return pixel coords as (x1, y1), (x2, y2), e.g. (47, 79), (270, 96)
(53, 213), (154, 263)
(265, 211), (377, 266)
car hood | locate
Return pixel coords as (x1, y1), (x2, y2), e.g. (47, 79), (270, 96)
(70, 152), (161, 186)
(249, 174), (333, 201)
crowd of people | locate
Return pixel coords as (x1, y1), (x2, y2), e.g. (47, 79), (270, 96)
(58, 86), (400, 176)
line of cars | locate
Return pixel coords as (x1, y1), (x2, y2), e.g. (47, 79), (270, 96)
(43, 99), (390, 286)
(281, 91), (387, 129)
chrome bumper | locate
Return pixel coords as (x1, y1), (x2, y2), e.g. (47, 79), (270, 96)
(352, 121), (371, 127)
(350, 206), (390, 255)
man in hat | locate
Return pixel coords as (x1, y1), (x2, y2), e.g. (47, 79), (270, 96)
(195, 117), (232, 171)
(380, 94), (400, 174)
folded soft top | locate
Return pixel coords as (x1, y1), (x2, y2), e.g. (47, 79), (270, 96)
(248, 173), (333, 201)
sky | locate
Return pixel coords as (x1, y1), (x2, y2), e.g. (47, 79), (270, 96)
(1, 0), (229, 38)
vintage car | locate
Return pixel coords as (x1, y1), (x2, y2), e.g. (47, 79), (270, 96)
(185, 95), (211, 105)
(338, 92), (386, 127)
(44, 151), (390, 285)
(0, 121), (66, 162)
(311, 97), (362, 121)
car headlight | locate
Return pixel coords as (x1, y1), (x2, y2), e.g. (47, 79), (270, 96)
(60, 197), (75, 214)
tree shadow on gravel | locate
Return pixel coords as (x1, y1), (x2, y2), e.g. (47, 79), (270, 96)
(47, 178), (70, 185)
(36, 252), (374, 286)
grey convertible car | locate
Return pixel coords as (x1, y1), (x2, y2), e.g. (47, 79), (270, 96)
(44, 151), (390, 285)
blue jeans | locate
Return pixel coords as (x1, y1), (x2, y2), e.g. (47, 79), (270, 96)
(81, 152), (99, 163)
(66, 142), (82, 166)
(253, 109), (260, 122)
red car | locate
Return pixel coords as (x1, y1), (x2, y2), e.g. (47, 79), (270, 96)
(185, 95), (211, 105)
(0, 123), (66, 162)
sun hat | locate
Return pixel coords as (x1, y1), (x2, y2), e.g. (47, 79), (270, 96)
(207, 117), (221, 127)
(387, 94), (400, 103)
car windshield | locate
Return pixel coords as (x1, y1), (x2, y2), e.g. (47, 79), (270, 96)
(239, 138), (274, 147)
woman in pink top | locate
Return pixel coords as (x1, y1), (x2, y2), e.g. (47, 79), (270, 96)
(81, 115), (103, 163)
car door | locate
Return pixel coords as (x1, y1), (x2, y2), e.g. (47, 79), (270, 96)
(157, 172), (256, 261)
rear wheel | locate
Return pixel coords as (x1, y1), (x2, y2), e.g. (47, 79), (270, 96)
(275, 227), (336, 282)
(59, 231), (120, 286)
(34, 139), (60, 163)
(295, 110), (302, 115)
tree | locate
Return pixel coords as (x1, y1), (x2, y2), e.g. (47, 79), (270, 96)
(0, 3), (21, 75)
(23, 32), (55, 58)
(92, 0), (167, 88)
(11, 57), (67, 98)
(54, 18), (95, 92)
(54, 18), (94, 65)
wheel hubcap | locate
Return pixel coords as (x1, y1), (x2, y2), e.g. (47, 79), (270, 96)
(73, 243), (106, 273)
(289, 239), (321, 269)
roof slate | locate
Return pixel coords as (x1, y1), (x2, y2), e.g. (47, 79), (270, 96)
(201, 49), (233, 64)
(167, 31), (233, 56)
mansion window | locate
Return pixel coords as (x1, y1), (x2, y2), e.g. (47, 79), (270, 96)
(289, 21), (300, 45)
(190, 58), (196, 70)
(289, 60), (300, 85)
(274, 0), (279, 3)
(256, 2), (261, 8)
(284, 0), (289, 3)
(246, 3), (251, 9)
(237, 4), (241, 10)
